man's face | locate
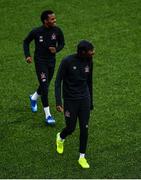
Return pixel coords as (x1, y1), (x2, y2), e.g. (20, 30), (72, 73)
(86, 49), (95, 58)
(45, 14), (56, 27)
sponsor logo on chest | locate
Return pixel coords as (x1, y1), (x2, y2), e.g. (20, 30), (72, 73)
(38, 33), (56, 42)
(39, 36), (43, 42)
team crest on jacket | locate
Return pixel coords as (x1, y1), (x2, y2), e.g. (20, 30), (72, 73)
(85, 65), (89, 72)
(51, 33), (56, 40)
(40, 72), (46, 82)
(65, 110), (70, 117)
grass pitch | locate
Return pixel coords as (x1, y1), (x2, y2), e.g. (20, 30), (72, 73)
(0, 0), (141, 178)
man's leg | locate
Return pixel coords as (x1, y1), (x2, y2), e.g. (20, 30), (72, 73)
(44, 64), (55, 119)
(78, 98), (90, 168)
(44, 64), (55, 124)
(34, 62), (55, 124)
(36, 63), (55, 95)
(56, 100), (78, 154)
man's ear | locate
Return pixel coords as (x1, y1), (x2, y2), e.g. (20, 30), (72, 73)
(44, 19), (48, 24)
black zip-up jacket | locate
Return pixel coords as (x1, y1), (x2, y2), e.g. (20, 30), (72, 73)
(55, 54), (93, 109)
(23, 25), (65, 63)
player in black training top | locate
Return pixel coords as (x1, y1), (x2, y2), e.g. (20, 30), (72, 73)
(55, 40), (95, 168)
(23, 10), (65, 125)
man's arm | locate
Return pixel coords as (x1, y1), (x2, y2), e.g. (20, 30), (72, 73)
(23, 29), (35, 62)
(55, 58), (67, 111)
(87, 60), (94, 110)
(56, 28), (65, 53)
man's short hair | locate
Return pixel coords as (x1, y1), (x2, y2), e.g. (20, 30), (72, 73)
(77, 40), (94, 54)
(41, 10), (54, 24)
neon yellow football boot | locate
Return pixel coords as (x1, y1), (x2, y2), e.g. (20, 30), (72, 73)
(78, 157), (90, 168)
(56, 133), (64, 154)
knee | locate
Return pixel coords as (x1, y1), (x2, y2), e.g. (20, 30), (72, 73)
(80, 124), (89, 134)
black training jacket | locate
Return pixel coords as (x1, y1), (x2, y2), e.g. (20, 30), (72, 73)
(55, 54), (93, 108)
(23, 25), (65, 63)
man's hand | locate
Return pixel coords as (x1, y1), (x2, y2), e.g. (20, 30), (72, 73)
(56, 105), (64, 112)
(49, 47), (56, 54)
(26, 56), (32, 63)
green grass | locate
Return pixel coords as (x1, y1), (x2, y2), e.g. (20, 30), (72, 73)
(0, 0), (141, 178)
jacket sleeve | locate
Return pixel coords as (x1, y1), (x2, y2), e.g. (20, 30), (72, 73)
(87, 59), (93, 110)
(55, 59), (67, 106)
(56, 28), (65, 53)
(23, 29), (35, 58)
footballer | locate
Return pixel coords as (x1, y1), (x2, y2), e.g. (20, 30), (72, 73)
(55, 40), (95, 168)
